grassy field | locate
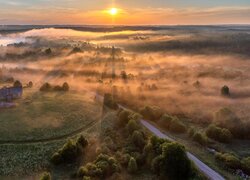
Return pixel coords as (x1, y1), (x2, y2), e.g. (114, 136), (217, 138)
(0, 89), (101, 141)
(0, 88), (102, 176)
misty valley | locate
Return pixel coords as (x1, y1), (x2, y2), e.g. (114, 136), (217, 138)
(0, 25), (250, 180)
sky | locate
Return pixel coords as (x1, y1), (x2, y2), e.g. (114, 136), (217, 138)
(0, 0), (250, 25)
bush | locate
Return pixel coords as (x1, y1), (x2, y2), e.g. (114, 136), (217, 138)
(40, 82), (52, 91)
(131, 130), (146, 149)
(28, 81), (33, 88)
(78, 154), (120, 178)
(242, 157), (250, 174)
(206, 124), (232, 143)
(62, 82), (69, 91)
(127, 157), (138, 174)
(214, 108), (245, 138)
(169, 117), (186, 133)
(152, 142), (192, 179)
(188, 127), (195, 137)
(221, 85), (230, 96)
(45, 48), (52, 55)
(126, 119), (140, 135)
(193, 132), (207, 146)
(159, 114), (173, 129)
(40, 172), (51, 180)
(215, 152), (241, 169)
(13, 80), (22, 87)
(51, 136), (88, 164)
(117, 110), (132, 128)
(139, 105), (163, 121)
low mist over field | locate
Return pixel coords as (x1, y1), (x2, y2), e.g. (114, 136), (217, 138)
(1, 25), (250, 122)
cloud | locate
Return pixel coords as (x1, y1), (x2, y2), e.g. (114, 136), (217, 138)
(0, 6), (249, 25)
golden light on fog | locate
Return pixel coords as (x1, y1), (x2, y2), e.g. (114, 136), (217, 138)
(109, 8), (118, 15)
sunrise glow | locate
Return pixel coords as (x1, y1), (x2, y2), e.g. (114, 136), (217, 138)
(109, 8), (118, 16)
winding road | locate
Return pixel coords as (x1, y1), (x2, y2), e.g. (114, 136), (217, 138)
(140, 120), (225, 180)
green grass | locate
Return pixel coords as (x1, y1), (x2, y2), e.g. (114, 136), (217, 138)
(0, 89), (101, 141)
(0, 89), (102, 177)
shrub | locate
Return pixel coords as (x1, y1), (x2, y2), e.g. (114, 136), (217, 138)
(126, 119), (140, 135)
(242, 157), (250, 174)
(78, 154), (120, 178)
(117, 110), (132, 128)
(53, 85), (63, 91)
(51, 136), (88, 164)
(13, 80), (22, 87)
(40, 82), (52, 91)
(45, 48), (52, 55)
(215, 153), (241, 169)
(139, 105), (163, 121)
(169, 117), (186, 133)
(214, 108), (244, 138)
(131, 130), (146, 149)
(193, 132), (207, 146)
(62, 82), (69, 91)
(221, 85), (230, 96)
(127, 157), (138, 174)
(159, 114), (173, 129)
(206, 124), (232, 143)
(28, 81), (33, 88)
(152, 142), (192, 179)
(40, 172), (51, 180)
(188, 127), (195, 137)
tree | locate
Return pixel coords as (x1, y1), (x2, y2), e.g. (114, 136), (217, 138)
(193, 132), (207, 146)
(13, 80), (22, 87)
(131, 130), (146, 149)
(62, 82), (69, 91)
(40, 82), (51, 91)
(154, 142), (192, 179)
(45, 48), (52, 55)
(139, 106), (163, 121)
(169, 117), (186, 133)
(206, 124), (232, 143)
(126, 119), (140, 135)
(28, 81), (33, 88)
(127, 157), (138, 174)
(40, 172), (51, 180)
(215, 153), (241, 169)
(221, 85), (230, 96)
(120, 71), (127, 80)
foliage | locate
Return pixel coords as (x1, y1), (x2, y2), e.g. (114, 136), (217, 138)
(188, 127), (195, 137)
(40, 82), (52, 91)
(206, 124), (233, 143)
(242, 157), (250, 175)
(13, 80), (22, 87)
(117, 110), (132, 128)
(139, 105), (163, 121)
(169, 117), (186, 133)
(127, 157), (138, 174)
(45, 48), (52, 55)
(40, 172), (51, 180)
(221, 85), (230, 96)
(159, 114), (186, 133)
(78, 154), (120, 178)
(51, 136), (88, 164)
(131, 130), (146, 149)
(193, 132), (207, 146)
(214, 107), (247, 138)
(125, 119), (140, 135)
(151, 142), (192, 179)
(215, 152), (241, 169)
(62, 82), (70, 91)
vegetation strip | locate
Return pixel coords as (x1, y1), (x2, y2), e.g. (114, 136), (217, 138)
(0, 121), (98, 145)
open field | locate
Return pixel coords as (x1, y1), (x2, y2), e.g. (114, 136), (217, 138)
(0, 25), (250, 179)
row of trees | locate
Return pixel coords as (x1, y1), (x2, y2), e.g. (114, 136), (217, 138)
(40, 82), (69, 92)
(215, 153), (250, 175)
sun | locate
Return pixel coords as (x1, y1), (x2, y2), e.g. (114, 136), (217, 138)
(109, 8), (118, 15)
